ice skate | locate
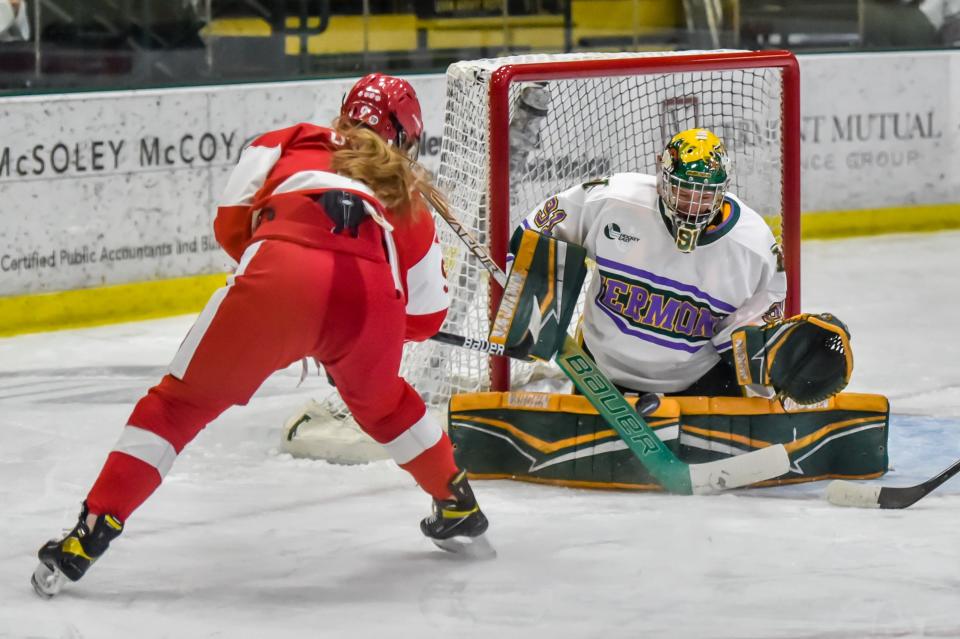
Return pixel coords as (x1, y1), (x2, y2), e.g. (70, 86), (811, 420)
(32, 503), (124, 598)
(421, 470), (495, 559)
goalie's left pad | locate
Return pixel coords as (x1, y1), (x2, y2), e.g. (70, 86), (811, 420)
(489, 229), (588, 360)
(725, 313), (853, 404)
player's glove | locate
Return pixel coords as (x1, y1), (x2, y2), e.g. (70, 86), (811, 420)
(726, 313), (853, 404)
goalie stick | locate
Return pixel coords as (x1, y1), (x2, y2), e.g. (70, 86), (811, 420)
(826, 458), (960, 509)
(422, 190), (789, 495)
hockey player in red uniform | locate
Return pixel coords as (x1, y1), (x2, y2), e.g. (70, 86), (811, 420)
(32, 74), (493, 598)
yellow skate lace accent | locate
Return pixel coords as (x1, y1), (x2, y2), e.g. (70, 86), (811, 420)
(62, 537), (92, 561)
(441, 506), (479, 519)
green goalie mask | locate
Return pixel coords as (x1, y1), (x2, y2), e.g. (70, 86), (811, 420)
(656, 128), (731, 253)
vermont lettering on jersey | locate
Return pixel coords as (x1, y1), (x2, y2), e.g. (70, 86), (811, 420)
(594, 267), (729, 352)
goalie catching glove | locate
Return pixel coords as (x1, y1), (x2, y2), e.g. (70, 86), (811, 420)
(725, 313), (853, 404)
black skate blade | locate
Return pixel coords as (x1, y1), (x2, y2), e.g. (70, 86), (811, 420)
(431, 533), (497, 560)
(31, 561), (66, 599)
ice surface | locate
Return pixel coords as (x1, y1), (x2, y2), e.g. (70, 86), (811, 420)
(1, 232), (958, 638)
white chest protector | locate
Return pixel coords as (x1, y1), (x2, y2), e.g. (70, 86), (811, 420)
(518, 172), (786, 392)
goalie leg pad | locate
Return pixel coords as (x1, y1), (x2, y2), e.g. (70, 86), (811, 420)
(449, 392), (889, 489)
(674, 394), (888, 482)
(449, 392), (681, 489)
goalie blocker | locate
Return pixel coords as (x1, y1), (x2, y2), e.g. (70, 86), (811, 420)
(489, 228), (589, 361)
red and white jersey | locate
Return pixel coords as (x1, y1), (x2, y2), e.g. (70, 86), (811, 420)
(518, 172), (786, 393)
(215, 123), (449, 341)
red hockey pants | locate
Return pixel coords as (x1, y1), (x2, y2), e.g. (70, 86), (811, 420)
(86, 239), (457, 520)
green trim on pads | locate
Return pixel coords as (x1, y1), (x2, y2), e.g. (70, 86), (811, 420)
(450, 391), (889, 490)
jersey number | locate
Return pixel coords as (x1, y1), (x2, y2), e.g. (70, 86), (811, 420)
(533, 196), (567, 234)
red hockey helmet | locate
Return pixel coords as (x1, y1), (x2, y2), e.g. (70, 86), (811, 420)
(341, 73), (423, 158)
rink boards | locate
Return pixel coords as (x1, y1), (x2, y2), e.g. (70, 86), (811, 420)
(0, 51), (959, 334)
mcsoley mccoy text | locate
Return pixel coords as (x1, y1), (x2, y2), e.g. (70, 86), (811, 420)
(0, 131), (239, 178)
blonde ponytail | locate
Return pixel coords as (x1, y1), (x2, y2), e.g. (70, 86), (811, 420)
(331, 122), (447, 220)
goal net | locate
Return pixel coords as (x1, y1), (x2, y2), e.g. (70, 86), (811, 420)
(301, 50), (800, 451)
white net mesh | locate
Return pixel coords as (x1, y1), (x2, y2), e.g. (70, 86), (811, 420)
(316, 50), (789, 431)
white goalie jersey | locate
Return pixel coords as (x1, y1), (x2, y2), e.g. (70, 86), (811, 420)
(517, 172), (787, 393)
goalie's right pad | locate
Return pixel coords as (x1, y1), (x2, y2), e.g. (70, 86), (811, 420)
(726, 313), (853, 404)
(489, 229), (588, 361)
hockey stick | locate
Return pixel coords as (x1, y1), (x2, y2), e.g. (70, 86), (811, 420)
(826, 458), (960, 509)
(423, 191), (789, 495)
(432, 330), (533, 360)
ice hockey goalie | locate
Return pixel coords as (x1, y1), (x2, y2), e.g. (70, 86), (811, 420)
(449, 230), (887, 490)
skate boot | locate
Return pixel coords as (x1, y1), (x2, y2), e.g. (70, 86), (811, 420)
(32, 502), (124, 598)
(420, 470), (495, 559)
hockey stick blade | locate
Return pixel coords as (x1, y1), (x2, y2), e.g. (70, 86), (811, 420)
(826, 458), (960, 509)
(689, 445), (790, 495)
